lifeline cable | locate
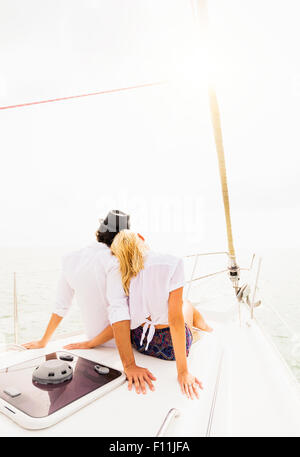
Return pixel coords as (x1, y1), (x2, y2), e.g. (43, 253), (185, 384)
(0, 81), (166, 111)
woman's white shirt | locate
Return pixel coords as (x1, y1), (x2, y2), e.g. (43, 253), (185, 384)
(128, 251), (185, 350)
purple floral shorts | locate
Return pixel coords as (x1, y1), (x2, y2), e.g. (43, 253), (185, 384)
(131, 323), (193, 361)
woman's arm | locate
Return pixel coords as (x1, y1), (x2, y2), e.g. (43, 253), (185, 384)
(112, 320), (156, 394)
(168, 288), (203, 399)
(168, 288), (188, 374)
(63, 325), (114, 350)
(63, 322), (156, 394)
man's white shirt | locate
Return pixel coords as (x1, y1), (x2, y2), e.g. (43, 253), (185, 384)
(53, 242), (130, 347)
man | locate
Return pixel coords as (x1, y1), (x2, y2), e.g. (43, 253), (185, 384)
(23, 210), (155, 394)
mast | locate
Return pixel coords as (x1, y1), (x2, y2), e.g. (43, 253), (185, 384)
(192, 0), (240, 290)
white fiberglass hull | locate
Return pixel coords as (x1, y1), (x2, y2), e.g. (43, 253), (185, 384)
(0, 303), (300, 437)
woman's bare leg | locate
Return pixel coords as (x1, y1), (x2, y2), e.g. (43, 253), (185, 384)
(183, 300), (213, 332)
(182, 300), (194, 330)
(192, 306), (213, 332)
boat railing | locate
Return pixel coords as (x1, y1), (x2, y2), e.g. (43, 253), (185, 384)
(4, 251), (258, 345)
(0, 343), (26, 354)
(13, 272), (18, 347)
(6, 251), (293, 352)
(205, 350), (224, 437)
(184, 251), (228, 300)
(184, 251), (255, 299)
(156, 408), (180, 437)
(3, 253), (299, 395)
(4, 268), (75, 346)
(155, 352), (225, 437)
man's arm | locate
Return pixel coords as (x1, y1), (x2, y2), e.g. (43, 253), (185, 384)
(23, 272), (74, 349)
(23, 313), (63, 349)
(63, 325), (114, 350)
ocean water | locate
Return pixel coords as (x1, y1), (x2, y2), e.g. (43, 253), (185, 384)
(0, 247), (84, 345)
(0, 245), (299, 383)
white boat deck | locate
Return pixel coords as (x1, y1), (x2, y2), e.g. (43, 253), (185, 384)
(1, 302), (300, 437)
(209, 315), (300, 437)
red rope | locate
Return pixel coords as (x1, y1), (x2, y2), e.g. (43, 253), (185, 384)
(0, 81), (166, 111)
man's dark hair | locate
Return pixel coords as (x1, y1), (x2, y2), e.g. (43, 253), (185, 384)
(96, 210), (130, 247)
(96, 229), (118, 247)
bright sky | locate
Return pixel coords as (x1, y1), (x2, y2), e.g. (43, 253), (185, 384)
(0, 0), (299, 253)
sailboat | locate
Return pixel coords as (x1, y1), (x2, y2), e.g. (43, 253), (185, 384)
(0, 0), (300, 437)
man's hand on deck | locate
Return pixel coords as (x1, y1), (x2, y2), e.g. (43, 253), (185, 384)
(63, 341), (91, 350)
(23, 340), (46, 350)
(125, 364), (156, 394)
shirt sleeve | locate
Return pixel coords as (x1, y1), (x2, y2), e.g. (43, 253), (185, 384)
(53, 272), (75, 318)
(106, 260), (130, 325)
(169, 258), (185, 292)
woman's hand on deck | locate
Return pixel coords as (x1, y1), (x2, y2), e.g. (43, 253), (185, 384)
(125, 364), (156, 395)
(178, 372), (203, 399)
(63, 341), (91, 350)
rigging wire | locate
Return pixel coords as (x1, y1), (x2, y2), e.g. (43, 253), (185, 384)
(0, 81), (166, 111)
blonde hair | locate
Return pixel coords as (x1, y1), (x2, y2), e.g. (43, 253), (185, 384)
(111, 230), (149, 295)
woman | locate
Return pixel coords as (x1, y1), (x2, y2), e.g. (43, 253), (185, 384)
(66, 231), (212, 399)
